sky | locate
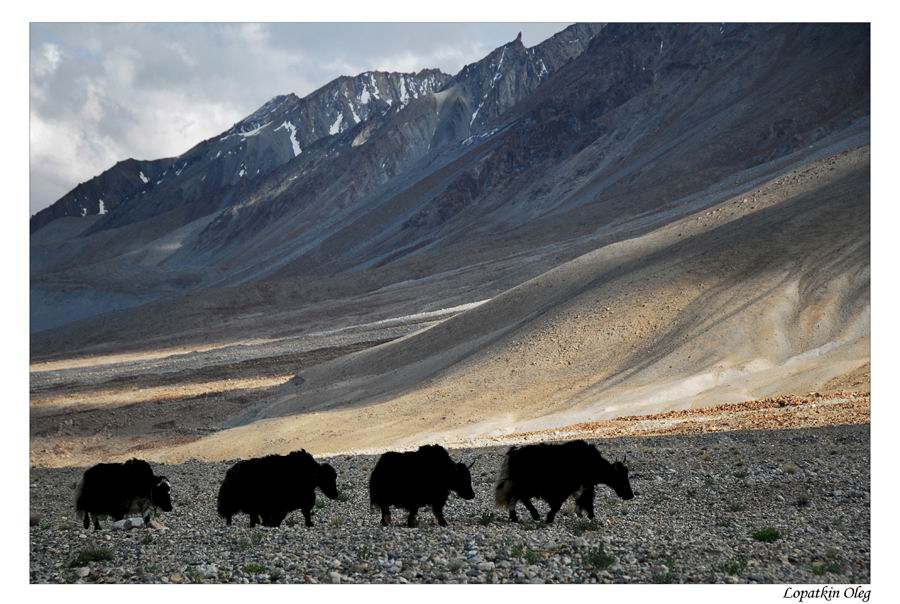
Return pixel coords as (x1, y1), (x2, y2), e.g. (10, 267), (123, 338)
(29, 22), (567, 215)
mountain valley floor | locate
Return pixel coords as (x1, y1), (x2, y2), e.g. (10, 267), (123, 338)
(29, 423), (870, 584)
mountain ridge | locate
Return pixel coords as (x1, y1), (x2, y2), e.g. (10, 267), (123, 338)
(31, 23), (868, 341)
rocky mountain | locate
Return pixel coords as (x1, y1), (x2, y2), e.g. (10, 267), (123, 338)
(30, 23), (869, 341)
(32, 69), (449, 237)
(29, 158), (169, 232)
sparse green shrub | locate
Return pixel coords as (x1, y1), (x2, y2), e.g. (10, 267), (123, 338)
(250, 530), (265, 546)
(752, 527), (782, 542)
(718, 558), (747, 576)
(727, 501), (746, 513)
(652, 559), (677, 583)
(478, 512), (496, 526)
(243, 563), (266, 574)
(812, 560), (844, 577)
(140, 533), (153, 545)
(141, 563), (161, 575)
(583, 545), (615, 570)
(510, 543), (525, 558)
(572, 519), (601, 535)
(524, 549), (540, 565)
(69, 546), (114, 567)
(794, 495), (810, 508)
(336, 492), (351, 503)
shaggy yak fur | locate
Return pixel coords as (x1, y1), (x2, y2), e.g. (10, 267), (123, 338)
(369, 444), (476, 527)
(217, 450), (338, 527)
(75, 458), (173, 530)
(495, 440), (634, 523)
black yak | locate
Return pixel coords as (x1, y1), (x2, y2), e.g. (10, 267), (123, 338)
(75, 458), (173, 530)
(216, 450), (338, 527)
(369, 444), (476, 527)
(495, 440), (634, 523)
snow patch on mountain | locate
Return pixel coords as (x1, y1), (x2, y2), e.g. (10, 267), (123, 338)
(471, 47), (507, 126)
(221, 121), (272, 141)
(275, 121), (303, 156)
(329, 113), (344, 136)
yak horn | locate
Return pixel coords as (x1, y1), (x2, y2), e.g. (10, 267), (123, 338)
(623, 453), (627, 463)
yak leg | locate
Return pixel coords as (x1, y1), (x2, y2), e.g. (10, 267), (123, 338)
(432, 504), (448, 527)
(82, 513), (90, 530)
(380, 505), (392, 527)
(271, 511), (288, 527)
(506, 496), (519, 522)
(301, 507), (313, 528)
(406, 507), (419, 528)
(91, 513), (101, 531)
(249, 513), (260, 528)
(225, 515), (233, 526)
(575, 487), (595, 520)
(523, 498), (541, 521)
(545, 499), (563, 524)
(507, 497), (519, 523)
(583, 497), (595, 520)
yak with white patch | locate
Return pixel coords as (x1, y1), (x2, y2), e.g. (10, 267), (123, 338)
(369, 444), (476, 527)
(75, 458), (173, 530)
(495, 440), (634, 523)
(217, 450), (338, 528)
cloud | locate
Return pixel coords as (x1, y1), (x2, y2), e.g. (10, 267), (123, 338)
(29, 22), (569, 214)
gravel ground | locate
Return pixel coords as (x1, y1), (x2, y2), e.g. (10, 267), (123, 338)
(29, 424), (870, 584)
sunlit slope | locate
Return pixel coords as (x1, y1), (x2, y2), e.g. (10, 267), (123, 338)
(159, 147), (869, 461)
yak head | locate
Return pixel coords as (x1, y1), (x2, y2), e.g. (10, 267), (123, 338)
(452, 460), (477, 500)
(604, 456), (635, 501)
(317, 463), (339, 500)
(151, 476), (174, 512)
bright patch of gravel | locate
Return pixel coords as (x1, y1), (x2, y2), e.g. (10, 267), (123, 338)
(29, 424), (870, 584)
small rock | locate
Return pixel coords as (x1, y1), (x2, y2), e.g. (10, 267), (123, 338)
(74, 567), (90, 578)
(197, 564), (217, 578)
(328, 571), (341, 584)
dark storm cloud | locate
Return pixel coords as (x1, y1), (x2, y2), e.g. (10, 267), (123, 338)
(29, 22), (567, 214)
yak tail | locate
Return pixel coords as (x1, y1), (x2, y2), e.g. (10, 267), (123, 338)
(216, 479), (238, 519)
(368, 473), (381, 513)
(74, 479), (86, 522)
(494, 454), (514, 509)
